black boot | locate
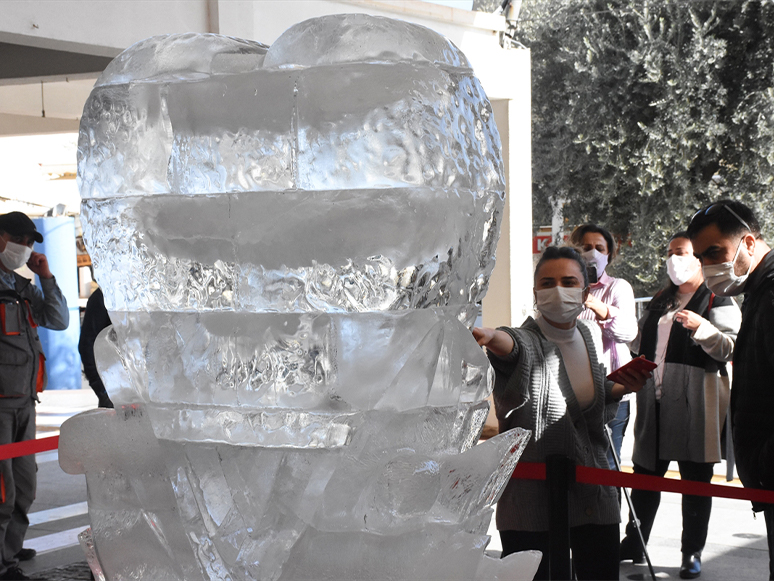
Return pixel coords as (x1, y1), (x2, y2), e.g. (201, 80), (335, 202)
(619, 534), (645, 564)
(679, 552), (701, 579)
(0, 566), (33, 580)
(14, 548), (36, 562)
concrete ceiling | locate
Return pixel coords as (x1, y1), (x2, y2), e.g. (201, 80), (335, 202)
(0, 42), (113, 82)
(0, 42), (109, 136)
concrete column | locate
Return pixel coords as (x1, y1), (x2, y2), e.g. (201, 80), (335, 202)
(482, 49), (532, 329)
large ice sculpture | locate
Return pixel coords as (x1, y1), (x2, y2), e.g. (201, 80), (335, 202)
(61, 14), (539, 581)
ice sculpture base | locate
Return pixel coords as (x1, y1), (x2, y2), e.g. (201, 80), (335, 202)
(60, 405), (535, 580)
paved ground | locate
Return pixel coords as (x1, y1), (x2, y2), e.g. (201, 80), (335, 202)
(11, 388), (772, 580)
(484, 400), (771, 580)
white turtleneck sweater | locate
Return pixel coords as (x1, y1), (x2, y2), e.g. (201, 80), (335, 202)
(536, 315), (595, 410)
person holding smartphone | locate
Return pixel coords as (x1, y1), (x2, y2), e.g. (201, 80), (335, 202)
(473, 246), (649, 580)
(570, 224), (638, 469)
(619, 232), (741, 579)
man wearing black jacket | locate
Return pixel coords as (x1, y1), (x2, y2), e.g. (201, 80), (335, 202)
(689, 200), (774, 580)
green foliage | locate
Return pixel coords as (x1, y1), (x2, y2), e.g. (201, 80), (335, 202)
(518, 0), (774, 295)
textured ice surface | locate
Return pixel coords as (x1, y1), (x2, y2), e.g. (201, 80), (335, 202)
(78, 528), (106, 581)
(63, 13), (536, 581)
(263, 14), (470, 68)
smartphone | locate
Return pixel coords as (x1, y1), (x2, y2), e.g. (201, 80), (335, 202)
(606, 356), (657, 384)
(587, 264), (598, 284)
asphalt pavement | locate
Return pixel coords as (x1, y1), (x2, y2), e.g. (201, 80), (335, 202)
(13, 388), (772, 581)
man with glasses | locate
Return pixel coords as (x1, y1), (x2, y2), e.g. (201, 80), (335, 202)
(688, 199), (774, 580)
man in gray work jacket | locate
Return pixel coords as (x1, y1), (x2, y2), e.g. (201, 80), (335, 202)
(0, 212), (68, 581)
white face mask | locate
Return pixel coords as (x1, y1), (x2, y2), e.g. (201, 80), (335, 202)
(702, 237), (753, 297)
(535, 286), (585, 324)
(581, 248), (609, 278)
(666, 254), (700, 286)
(0, 241), (32, 271)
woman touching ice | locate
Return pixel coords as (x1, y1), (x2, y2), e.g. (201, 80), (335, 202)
(473, 246), (649, 581)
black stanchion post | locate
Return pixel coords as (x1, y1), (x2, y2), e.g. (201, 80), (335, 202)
(547, 454), (575, 580)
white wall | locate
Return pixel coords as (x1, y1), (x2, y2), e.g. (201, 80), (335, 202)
(483, 51), (533, 329)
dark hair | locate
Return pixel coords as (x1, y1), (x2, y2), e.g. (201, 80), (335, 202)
(569, 224), (617, 262)
(687, 199), (761, 241)
(534, 245), (589, 288)
(648, 231), (692, 312)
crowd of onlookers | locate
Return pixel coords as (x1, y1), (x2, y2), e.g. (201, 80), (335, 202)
(475, 200), (774, 580)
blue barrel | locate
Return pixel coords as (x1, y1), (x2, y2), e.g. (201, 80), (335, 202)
(32, 217), (81, 390)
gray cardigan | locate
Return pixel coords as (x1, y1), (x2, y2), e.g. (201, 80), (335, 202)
(489, 317), (620, 532)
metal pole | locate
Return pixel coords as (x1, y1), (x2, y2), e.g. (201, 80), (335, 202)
(605, 425), (657, 581)
(546, 454), (574, 580)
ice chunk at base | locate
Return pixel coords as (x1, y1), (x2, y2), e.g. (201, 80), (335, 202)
(145, 400), (490, 450)
(477, 551), (543, 581)
(59, 407), (205, 581)
(60, 405), (531, 580)
(275, 523), (539, 581)
(78, 528), (107, 581)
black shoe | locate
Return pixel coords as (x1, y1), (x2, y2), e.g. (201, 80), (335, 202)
(0, 566), (33, 580)
(679, 552), (701, 579)
(619, 535), (645, 564)
(14, 548), (36, 562)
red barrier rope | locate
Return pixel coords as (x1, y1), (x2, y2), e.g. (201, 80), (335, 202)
(0, 438), (772, 505)
(0, 436), (59, 461)
(512, 461), (774, 505)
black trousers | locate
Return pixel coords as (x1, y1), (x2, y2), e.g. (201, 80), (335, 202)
(500, 523), (620, 580)
(625, 459), (714, 556)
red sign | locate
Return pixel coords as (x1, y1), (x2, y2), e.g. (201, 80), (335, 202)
(533, 234), (552, 254)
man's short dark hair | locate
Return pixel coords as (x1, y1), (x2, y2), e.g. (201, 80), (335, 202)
(534, 245), (589, 288)
(687, 199), (761, 240)
(569, 223), (617, 262)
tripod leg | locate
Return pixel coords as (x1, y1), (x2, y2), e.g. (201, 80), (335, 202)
(605, 425), (657, 581)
